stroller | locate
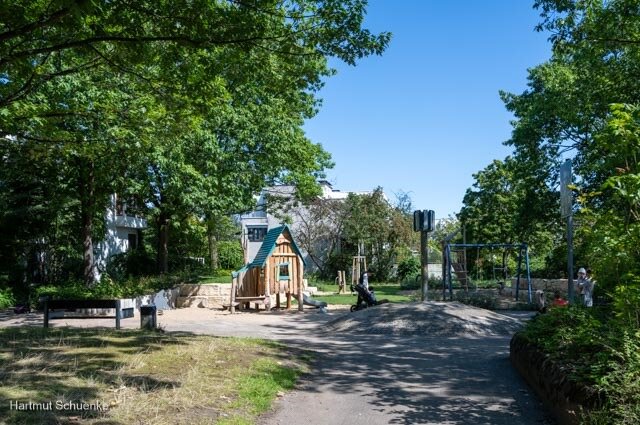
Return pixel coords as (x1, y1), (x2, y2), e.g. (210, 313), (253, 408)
(350, 283), (379, 312)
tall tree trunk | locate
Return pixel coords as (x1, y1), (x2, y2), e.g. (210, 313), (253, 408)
(157, 212), (169, 274)
(502, 250), (509, 281)
(80, 161), (96, 286)
(208, 229), (218, 272)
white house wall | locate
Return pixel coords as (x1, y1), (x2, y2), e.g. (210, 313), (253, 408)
(94, 194), (147, 280)
(238, 182), (374, 270)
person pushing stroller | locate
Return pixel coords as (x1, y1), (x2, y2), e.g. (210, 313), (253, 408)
(351, 271), (388, 312)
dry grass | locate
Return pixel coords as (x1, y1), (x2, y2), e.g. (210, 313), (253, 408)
(0, 328), (309, 425)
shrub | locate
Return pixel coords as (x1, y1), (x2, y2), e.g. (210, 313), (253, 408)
(0, 287), (15, 309)
(218, 241), (244, 270)
(520, 306), (640, 424)
(397, 257), (420, 283)
(33, 273), (194, 303)
(106, 250), (156, 281)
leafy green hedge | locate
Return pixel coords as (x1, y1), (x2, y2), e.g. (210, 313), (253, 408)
(520, 306), (640, 424)
(0, 288), (15, 309)
(34, 273), (196, 302)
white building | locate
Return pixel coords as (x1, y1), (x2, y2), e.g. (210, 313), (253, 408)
(237, 181), (373, 267)
(95, 194), (147, 279)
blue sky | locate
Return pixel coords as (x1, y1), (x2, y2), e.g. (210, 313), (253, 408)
(303, 1), (552, 219)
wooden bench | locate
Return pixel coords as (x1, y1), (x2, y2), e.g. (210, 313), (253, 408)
(234, 296), (269, 312)
(42, 298), (134, 329)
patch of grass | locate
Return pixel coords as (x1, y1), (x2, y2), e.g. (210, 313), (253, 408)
(313, 283), (414, 305)
(198, 270), (234, 284)
(0, 328), (308, 424)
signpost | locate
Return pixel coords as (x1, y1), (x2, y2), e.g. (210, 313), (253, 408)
(560, 159), (574, 303)
(413, 210), (435, 301)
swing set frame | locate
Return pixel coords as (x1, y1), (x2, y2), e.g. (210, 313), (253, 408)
(442, 243), (532, 303)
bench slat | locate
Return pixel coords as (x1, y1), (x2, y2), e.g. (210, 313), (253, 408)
(43, 298), (126, 329)
(47, 299), (120, 309)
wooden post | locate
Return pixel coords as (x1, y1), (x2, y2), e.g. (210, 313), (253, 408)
(442, 243), (447, 301)
(43, 296), (49, 328)
(297, 256), (304, 312)
(265, 262), (271, 310)
(115, 299), (121, 330)
(230, 273), (238, 314)
(286, 292), (291, 309)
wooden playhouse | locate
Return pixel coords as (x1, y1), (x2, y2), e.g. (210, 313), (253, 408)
(230, 225), (305, 313)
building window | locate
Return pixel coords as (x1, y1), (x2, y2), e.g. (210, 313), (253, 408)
(128, 233), (138, 251)
(247, 226), (267, 242)
(277, 263), (290, 280)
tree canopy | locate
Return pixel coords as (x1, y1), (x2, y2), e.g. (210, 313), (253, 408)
(0, 0), (390, 286)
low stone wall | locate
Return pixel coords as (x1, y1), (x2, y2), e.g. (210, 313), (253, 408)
(511, 278), (569, 295)
(510, 333), (598, 425)
(73, 288), (180, 317)
(177, 283), (232, 308)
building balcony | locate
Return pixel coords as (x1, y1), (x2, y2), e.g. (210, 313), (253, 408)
(114, 215), (147, 229)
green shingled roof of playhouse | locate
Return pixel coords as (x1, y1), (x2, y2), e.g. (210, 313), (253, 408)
(246, 225), (305, 269)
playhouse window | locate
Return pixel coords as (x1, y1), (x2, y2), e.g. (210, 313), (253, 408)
(277, 263), (290, 280)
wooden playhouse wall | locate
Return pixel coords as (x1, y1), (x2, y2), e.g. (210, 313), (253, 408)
(237, 231), (304, 299)
(267, 233), (304, 296)
(237, 267), (262, 298)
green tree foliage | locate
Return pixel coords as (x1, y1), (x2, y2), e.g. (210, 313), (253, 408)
(465, 0), (640, 279)
(396, 256), (420, 283)
(217, 241), (244, 271)
(341, 188), (415, 280)
(503, 4), (640, 421)
(459, 157), (559, 277)
(578, 104), (640, 326)
(0, 0), (390, 110)
(0, 1), (390, 286)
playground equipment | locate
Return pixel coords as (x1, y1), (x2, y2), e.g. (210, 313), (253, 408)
(335, 270), (347, 294)
(442, 242), (532, 303)
(231, 225), (305, 313)
(351, 255), (367, 292)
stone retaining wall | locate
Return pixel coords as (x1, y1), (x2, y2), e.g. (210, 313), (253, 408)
(510, 333), (598, 425)
(511, 278), (569, 295)
(177, 283), (232, 308)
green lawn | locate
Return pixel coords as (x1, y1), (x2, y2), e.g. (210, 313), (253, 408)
(198, 273), (233, 284)
(0, 328), (309, 425)
(312, 283), (416, 305)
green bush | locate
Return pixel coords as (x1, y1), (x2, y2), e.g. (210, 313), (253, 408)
(400, 275), (441, 291)
(520, 306), (640, 424)
(218, 241), (244, 270)
(397, 257), (420, 283)
(106, 250), (156, 281)
(34, 273), (193, 302)
(0, 287), (15, 309)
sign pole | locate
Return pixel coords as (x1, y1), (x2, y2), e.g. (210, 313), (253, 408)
(567, 214), (574, 303)
(421, 229), (429, 301)
(414, 209), (434, 302)
(560, 159), (574, 304)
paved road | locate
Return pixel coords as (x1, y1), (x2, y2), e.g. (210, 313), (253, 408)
(1, 307), (554, 425)
(157, 307), (554, 425)
(258, 331), (554, 425)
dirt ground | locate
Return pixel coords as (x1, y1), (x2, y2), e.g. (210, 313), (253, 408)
(0, 304), (350, 338)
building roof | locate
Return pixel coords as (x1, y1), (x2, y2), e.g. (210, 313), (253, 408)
(245, 225), (305, 269)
